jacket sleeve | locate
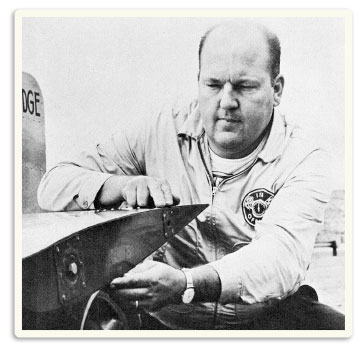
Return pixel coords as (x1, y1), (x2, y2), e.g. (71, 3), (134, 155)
(209, 148), (333, 304)
(37, 119), (147, 212)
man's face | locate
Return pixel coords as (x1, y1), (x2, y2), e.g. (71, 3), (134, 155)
(198, 27), (282, 159)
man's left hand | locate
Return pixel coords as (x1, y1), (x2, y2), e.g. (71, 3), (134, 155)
(109, 260), (186, 312)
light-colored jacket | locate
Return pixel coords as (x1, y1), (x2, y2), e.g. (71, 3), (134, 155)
(38, 102), (332, 329)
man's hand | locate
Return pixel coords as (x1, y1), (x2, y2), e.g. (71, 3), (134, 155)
(95, 175), (180, 208)
(120, 176), (179, 208)
(109, 260), (186, 312)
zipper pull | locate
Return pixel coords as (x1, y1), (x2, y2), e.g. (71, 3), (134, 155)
(212, 186), (217, 199)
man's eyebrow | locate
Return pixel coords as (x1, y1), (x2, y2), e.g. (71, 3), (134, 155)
(234, 77), (260, 83)
(203, 77), (261, 84)
(203, 77), (223, 83)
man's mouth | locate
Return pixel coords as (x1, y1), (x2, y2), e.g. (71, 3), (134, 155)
(217, 118), (241, 123)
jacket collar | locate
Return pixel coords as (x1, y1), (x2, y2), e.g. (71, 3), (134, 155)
(177, 102), (205, 140)
(177, 102), (286, 163)
(258, 109), (286, 163)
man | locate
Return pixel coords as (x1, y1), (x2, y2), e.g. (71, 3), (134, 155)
(38, 21), (345, 330)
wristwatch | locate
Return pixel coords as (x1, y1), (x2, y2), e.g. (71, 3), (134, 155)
(181, 268), (195, 304)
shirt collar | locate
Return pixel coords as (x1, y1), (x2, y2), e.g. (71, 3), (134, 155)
(177, 102), (286, 163)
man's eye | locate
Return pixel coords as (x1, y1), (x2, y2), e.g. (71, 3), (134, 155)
(238, 84), (257, 90)
(206, 83), (221, 89)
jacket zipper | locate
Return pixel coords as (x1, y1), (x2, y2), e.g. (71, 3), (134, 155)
(197, 137), (217, 203)
(208, 158), (259, 199)
(197, 136), (259, 329)
(211, 185), (218, 201)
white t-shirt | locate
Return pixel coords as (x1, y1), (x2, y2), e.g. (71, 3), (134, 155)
(209, 133), (268, 186)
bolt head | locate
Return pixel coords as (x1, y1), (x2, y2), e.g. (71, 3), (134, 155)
(68, 262), (78, 275)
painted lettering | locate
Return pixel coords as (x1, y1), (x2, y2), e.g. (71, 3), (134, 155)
(34, 92), (40, 116)
(22, 89), (41, 116)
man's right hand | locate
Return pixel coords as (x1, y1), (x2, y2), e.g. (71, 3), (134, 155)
(95, 175), (180, 208)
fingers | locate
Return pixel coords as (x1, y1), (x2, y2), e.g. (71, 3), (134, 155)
(111, 287), (152, 301)
(111, 262), (157, 288)
(123, 184), (137, 208)
(147, 179), (166, 207)
(160, 180), (174, 206)
(109, 265), (156, 309)
(122, 176), (179, 208)
(109, 261), (183, 312)
(109, 287), (153, 312)
(110, 274), (150, 289)
(136, 180), (149, 207)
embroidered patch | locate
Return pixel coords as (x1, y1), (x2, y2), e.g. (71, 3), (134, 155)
(242, 189), (275, 227)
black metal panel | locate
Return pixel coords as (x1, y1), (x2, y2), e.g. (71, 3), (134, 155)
(22, 204), (208, 329)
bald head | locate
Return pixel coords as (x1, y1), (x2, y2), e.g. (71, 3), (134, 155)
(198, 22), (281, 85)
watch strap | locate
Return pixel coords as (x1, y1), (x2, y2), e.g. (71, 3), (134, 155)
(182, 268), (194, 289)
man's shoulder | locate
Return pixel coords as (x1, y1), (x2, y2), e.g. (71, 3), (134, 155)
(274, 112), (329, 168)
(280, 114), (323, 153)
(270, 114), (332, 189)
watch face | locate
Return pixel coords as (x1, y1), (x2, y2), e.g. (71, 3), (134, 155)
(182, 288), (195, 304)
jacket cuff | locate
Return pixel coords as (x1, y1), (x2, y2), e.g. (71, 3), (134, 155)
(75, 173), (114, 210)
(209, 258), (245, 304)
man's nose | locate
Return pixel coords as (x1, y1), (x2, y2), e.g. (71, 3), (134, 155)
(220, 83), (238, 110)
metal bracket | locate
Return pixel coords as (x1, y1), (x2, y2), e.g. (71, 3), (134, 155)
(54, 235), (86, 306)
(162, 208), (175, 240)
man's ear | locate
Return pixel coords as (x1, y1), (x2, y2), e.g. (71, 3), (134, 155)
(272, 74), (284, 107)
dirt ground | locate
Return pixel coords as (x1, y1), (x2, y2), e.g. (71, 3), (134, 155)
(304, 244), (346, 314)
